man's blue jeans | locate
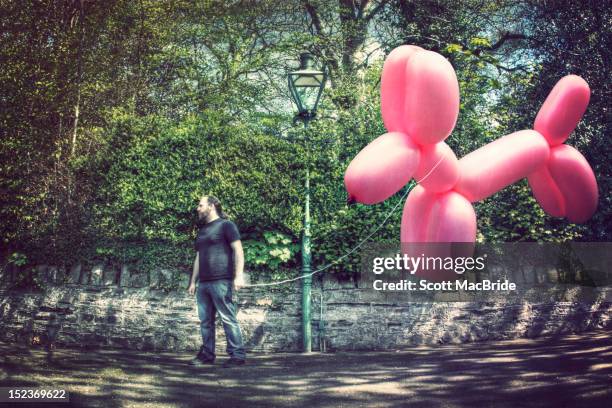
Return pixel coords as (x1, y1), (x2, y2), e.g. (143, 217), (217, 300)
(196, 279), (246, 360)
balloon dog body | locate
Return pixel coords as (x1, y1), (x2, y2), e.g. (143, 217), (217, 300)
(344, 45), (598, 266)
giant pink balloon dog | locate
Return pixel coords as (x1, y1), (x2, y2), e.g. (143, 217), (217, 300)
(345, 45), (598, 278)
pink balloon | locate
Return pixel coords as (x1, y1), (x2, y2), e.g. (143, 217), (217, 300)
(380, 45), (423, 133)
(401, 189), (476, 282)
(534, 75), (590, 146)
(346, 44), (598, 251)
(427, 191), (476, 242)
(528, 165), (565, 217)
(400, 185), (437, 242)
(414, 141), (459, 193)
(345, 132), (420, 204)
(404, 51), (460, 145)
(401, 242), (460, 282)
(455, 130), (550, 202)
(401, 187), (476, 243)
(547, 145), (598, 223)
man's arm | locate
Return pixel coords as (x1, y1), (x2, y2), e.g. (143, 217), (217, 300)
(188, 252), (199, 295)
(230, 240), (245, 290)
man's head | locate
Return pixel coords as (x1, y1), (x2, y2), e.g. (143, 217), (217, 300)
(197, 195), (227, 221)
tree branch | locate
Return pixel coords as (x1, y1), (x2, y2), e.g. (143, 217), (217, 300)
(301, 0), (323, 36)
(364, 0), (389, 22)
(356, 0), (369, 19)
(474, 31), (529, 55)
(494, 63), (529, 74)
(491, 32), (528, 50)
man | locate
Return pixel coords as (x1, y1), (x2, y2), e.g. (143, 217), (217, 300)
(188, 195), (246, 367)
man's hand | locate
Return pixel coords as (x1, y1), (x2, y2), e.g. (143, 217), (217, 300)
(188, 283), (196, 296)
(234, 275), (245, 291)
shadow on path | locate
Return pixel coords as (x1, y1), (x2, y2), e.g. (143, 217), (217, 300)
(0, 330), (610, 407)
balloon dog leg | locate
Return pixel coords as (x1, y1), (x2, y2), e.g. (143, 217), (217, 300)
(401, 186), (476, 281)
(528, 145), (598, 223)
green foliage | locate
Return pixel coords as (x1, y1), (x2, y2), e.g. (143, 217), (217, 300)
(444, 43), (463, 53)
(94, 111), (305, 240)
(8, 252), (28, 267)
(1, 0), (609, 288)
(243, 231), (300, 281)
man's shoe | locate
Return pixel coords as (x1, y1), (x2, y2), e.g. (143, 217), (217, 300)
(222, 358), (245, 368)
(189, 346), (215, 366)
(190, 356), (215, 367)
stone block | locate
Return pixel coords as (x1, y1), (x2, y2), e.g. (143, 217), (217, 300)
(79, 267), (90, 285)
(103, 268), (118, 286)
(80, 313), (95, 323)
(48, 266), (59, 284)
(10, 264), (22, 283)
(177, 271), (191, 290)
(151, 268), (174, 288)
(0, 263), (15, 284)
(119, 265), (130, 287)
(57, 266), (69, 284)
(149, 269), (160, 288)
(90, 264), (104, 286)
(35, 265), (49, 283)
(69, 264), (82, 284)
(159, 269), (173, 287)
(129, 272), (149, 288)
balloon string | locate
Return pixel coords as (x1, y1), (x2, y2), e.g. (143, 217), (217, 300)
(245, 186), (410, 287)
(415, 150), (447, 184)
(244, 149), (447, 288)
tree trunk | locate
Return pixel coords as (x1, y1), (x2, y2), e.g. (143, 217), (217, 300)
(71, 0), (84, 157)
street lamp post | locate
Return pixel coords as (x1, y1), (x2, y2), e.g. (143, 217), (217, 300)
(288, 52), (327, 353)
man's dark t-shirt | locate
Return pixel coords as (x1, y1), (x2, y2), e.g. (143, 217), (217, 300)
(195, 218), (240, 282)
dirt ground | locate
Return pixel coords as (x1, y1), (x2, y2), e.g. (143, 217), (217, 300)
(1, 330), (611, 408)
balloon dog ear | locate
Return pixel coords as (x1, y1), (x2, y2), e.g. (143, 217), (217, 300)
(403, 51), (460, 145)
(380, 45), (423, 134)
(381, 47), (460, 146)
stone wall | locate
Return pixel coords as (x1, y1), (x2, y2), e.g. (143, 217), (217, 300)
(0, 263), (610, 352)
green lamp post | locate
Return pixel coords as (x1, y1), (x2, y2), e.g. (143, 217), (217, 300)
(288, 52), (327, 353)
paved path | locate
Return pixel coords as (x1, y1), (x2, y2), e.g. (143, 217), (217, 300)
(1, 330), (611, 407)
